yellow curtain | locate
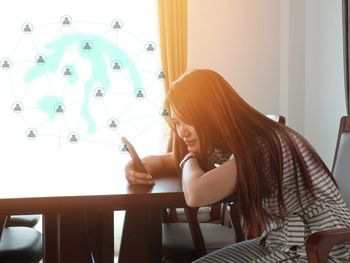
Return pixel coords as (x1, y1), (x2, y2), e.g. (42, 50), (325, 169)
(158, 0), (188, 92)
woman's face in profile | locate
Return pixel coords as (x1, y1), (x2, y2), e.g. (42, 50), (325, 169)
(170, 109), (201, 154)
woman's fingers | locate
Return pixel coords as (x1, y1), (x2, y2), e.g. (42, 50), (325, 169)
(125, 160), (154, 185)
(128, 171), (154, 185)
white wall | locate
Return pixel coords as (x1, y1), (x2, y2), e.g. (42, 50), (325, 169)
(304, 0), (346, 167)
(282, 0), (306, 133)
(188, 0), (346, 168)
(188, 0), (281, 114)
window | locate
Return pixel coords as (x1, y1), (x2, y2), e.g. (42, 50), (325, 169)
(0, 0), (165, 195)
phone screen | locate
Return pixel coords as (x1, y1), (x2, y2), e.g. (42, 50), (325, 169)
(121, 137), (147, 173)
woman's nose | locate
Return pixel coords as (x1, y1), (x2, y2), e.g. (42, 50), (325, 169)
(177, 124), (190, 138)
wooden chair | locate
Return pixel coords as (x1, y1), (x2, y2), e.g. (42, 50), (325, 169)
(306, 116), (350, 263)
(162, 195), (237, 263)
(0, 215), (42, 262)
(6, 215), (40, 228)
(266, 114), (286, 125)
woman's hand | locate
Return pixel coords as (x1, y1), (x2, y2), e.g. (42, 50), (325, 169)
(125, 153), (177, 185)
(125, 159), (154, 185)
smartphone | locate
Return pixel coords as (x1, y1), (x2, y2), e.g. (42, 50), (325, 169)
(121, 137), (147, 173)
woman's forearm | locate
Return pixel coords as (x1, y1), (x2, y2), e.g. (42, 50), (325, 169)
(181, 156), (237, 207)
(181, 157), (206, 207)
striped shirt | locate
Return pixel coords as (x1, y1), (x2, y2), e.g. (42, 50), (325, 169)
(195, 131), (350, 263)
(261, 131), (350, 262)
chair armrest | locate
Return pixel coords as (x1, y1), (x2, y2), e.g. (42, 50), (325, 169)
(306, 227), (350, 263)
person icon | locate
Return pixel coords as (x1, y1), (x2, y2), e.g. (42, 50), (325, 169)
(14, 103), (22, 112)
(158, 71), (165, 79)
(146, 43), (155, 52)
(121, 144), (129, 152)
(109, 120), (117, 128)
(135, 89), (145, 98)
(56, 105), (64, 114)
(111, 19), (123, 31)
(27, 130), (36, 139)
(64, 68), (72, 76)
(70, 134), (77, 143)
(160, 108), (169, 117)
(108, 118), (118, 129)
(23, 24), (32, 32)
(13, 102), (23, 113)
(68, 133), (79, 143)
(83, 42), (92, 50)
(36, 55), (45, 64)
(95, 89), (104, 98)
(2, 60), (10, 68)
(113, 21), (121, 29)
(113, 62), (121, 70)
(63, 17), (71, 25)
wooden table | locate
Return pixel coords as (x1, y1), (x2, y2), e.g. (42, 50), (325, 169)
(0, 175), (186, 263)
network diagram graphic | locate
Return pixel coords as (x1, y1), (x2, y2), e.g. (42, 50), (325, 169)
(0, 15), (169, 153)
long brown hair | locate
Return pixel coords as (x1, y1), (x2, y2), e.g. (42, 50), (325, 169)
(165, 69), (331, 237)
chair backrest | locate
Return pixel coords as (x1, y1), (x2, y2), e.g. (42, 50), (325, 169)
(266, 114), (286, 125)
(331, 116), (350, 206)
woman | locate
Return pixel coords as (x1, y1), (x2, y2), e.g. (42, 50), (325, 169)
(125, 69), (350, 262)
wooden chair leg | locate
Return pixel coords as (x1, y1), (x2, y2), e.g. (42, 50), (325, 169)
(210, 203), (221, 221)
(184, 207), (207, 257)
(168, 208), (178, 222)
(228, 202), (245, 242)
(0, 214), (8, 238)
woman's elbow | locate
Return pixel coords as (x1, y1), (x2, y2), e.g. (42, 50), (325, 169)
(184, 192), (205, 207)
